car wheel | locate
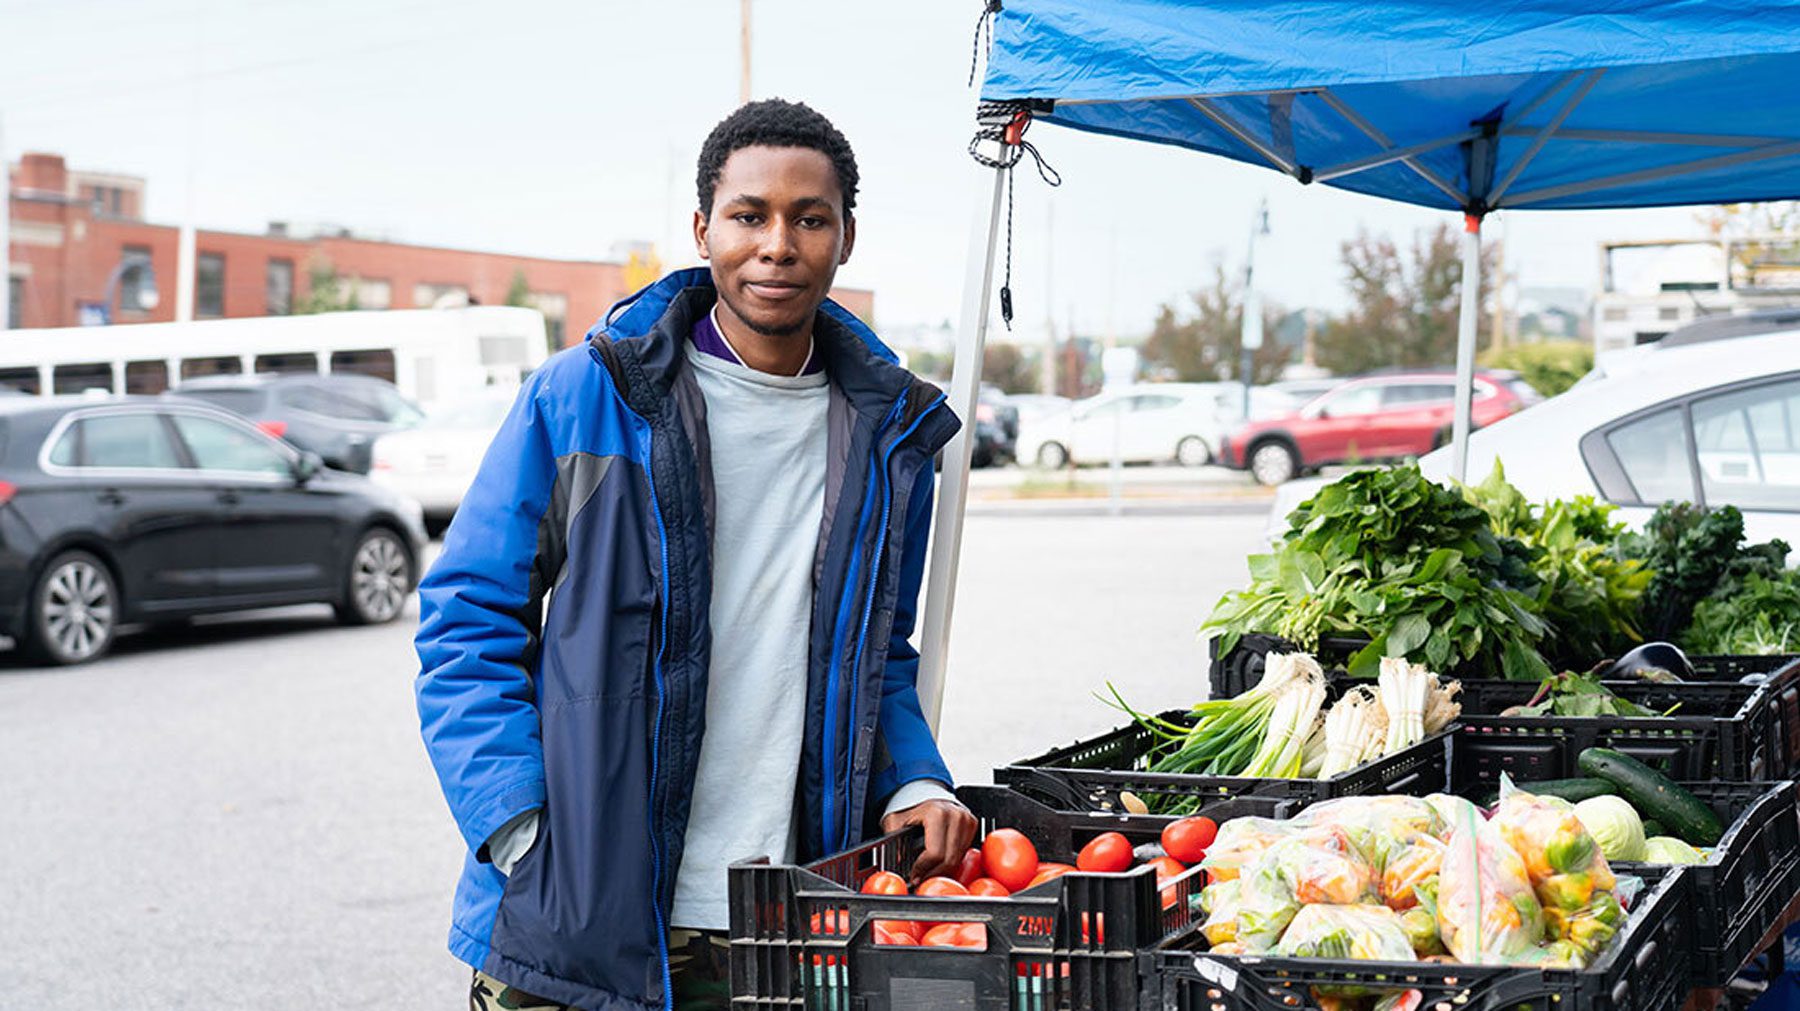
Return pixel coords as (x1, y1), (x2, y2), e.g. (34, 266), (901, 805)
(1249, 441), (1299, 485)
(337, 527), (413, 625)
(1175, 436), (1212, 467)
(27, 550), (118, 665)
(1036, 442), (1070, 469)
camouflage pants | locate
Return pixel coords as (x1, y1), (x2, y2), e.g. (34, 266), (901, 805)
(469, 930), (731, 1011)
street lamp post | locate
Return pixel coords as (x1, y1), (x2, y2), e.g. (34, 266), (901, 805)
(96, 258), (160, 325)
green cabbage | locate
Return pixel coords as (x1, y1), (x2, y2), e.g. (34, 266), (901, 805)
(1642, 836), (1705, 865)
(1573, 796), (1647, 862)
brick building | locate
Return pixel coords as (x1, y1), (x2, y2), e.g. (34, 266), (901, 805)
(6, 152), (875, 346)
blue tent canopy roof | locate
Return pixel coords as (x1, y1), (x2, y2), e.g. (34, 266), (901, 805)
(980, 1), (1800, 212)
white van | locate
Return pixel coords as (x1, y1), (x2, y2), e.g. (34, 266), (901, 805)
(0, 306), (550, 410)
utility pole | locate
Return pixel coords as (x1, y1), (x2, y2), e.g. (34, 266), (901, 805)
(739, 0), (753, 105)
(1042, 201), (1056, 395)
(1241, 199), (1270, 416)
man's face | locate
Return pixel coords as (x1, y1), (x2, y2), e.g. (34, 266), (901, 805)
(694, 145), (855, 339)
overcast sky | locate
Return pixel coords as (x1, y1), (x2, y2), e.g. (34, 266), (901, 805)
(2, 0), (1722, 339)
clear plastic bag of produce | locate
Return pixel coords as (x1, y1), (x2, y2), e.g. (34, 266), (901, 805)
(1436, 799), (1546, 964)
(1236, 824), (1379, 951)
(1199, 816), (1298, 883)
(1381, 836), (1447, 911)
(1491, 782), (1618, 958)
(1274, 903), (1417, 961)
(1295, 795), (1447, 870)
(1200, 879), (1242, 946)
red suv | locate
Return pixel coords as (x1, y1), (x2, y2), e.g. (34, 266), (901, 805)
(1219, 371), (1538, 484)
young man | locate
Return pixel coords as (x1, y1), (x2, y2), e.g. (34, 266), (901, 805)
(416, 99), (976, 1011)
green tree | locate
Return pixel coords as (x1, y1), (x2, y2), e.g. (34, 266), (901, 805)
(295, 257), (356, 314)
(1141, 262), (1286, 383)
(1480, 342), (1594, 398)
(1314, 223), (1496, 374)
(981, 342), (1041, 395)
(504, 268), (531, 308)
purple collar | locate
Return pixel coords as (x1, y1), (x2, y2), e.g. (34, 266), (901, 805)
(692, 305), (822, 376)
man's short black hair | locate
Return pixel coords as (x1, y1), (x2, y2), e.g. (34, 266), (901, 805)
(696, 99), (858, 218)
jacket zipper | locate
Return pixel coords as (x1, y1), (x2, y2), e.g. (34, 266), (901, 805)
(835, 391), (946, 851)
(589, 342), (675, 1011)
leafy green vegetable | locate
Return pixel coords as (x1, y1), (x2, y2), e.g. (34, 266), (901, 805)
(1462, 465), (1651, 667)
(1616, 503), (1791, 643)
(1205, 463), (1551, 680)
(1685, 569), (1800, 655)
(1514, 671), (1664, 718)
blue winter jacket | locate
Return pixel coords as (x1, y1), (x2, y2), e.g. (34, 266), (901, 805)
(414, 268), (961, 1010)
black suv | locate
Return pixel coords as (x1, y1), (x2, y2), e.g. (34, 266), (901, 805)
(170, 374), (425, 474)
(0, 396), (427, 665)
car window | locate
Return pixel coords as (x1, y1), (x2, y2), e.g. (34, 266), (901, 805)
(1381, 383), (1455, 407)
(58, 414), (183, 469)
(170, 414), (291, 475)
(1692, 378), (1800, 511)
(1133, 395), (1183, 412)
(426, 396), (514, 430)
(279, 385), (386, 421)
(366, 385), (425, 426)
(1079, 399), (1124, 421)
(1606, 408), (1695, 505)
(1318, 385), (1383, 417)
(178, 389), (265, 416)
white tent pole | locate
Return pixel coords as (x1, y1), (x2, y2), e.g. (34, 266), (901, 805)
(1451, 213), (1482, 483)
(916, 161), (1008, 732)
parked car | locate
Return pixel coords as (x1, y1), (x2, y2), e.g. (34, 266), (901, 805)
(169, 373), (426, 474)
(1264, 330), (1800, 547)
(0, 395), (427, 664)
(1018, 383), (1241, 468)
(1006, 393), (1073, 427)
(973, 384), (1020, 467)
(1218, 370), (1536, 484)
(370, 388), (517, 533)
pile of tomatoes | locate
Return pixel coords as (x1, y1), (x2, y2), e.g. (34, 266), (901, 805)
(824, 815), (1220, 949)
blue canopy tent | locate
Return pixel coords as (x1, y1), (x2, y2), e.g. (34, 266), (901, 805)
(917, 1), (1800, 724)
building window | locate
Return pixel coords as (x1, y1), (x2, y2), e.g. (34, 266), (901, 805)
(7, 276), (19, 329)
(125, 360), (169, 395)
(336, 277), (391, 310)
(120, 245), (155, 313)
(1658, 306), (1682, 322)
(197, 253), (226, 317)
(180, 355), (243, 379)
(266, 258), (294, 315)
(53, 362), (114, 395)
(413, 282), (470, 309)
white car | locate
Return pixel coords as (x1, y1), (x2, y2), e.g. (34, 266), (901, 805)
(1266, 330), (1800, 546)
(369, 388), (517, 531)
(1018, 383), (1242, 468)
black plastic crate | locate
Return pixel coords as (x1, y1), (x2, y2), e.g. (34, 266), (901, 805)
(1426, 728), (1800, 990)
(1211, 634), (1800, 780)
(1149, 865), (1691, 1011)
(727, 785), (1288, 1011)
(995, 708), (1452, 814)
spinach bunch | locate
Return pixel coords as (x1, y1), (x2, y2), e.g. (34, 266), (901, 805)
(1616, 503), (1791, 642)
(1206, 464), (1551, 680)
(1685, 570), (1800, 655)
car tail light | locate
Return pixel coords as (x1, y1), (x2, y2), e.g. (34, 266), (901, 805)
(0, 480), (15, 506)
(257, 420), (289, 439)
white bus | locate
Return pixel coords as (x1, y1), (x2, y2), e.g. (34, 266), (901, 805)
(0, 306), (552, 409)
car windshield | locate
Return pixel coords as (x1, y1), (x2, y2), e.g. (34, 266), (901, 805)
(423, 395), (515, 430)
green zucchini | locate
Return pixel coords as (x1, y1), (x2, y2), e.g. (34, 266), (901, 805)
(1577, 747), (1723, 846)
(1642, 819), (1665, 838)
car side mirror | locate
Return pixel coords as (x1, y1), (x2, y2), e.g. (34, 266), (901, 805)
(293, 451), (324, 484)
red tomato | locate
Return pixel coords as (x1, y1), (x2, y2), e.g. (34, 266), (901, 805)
(967, 877), (1011, 897)
(1079, 911), (1107, 946)
(860, 871), (909, 896)
(1147, 855), (1187, 911)
(982, 829), (1040, 893)
(1077, 832), (1135, 873)
(1161, 816), (1218, 865)
(873, 922), (919, 946)
(916, 876), (971, 897)
(874, 918), (922, 941)
(922, 922), (986, 949)
(954, 848), (986, 887)
(808, 910), (850, 935)
(1026, 863), (1075, 889)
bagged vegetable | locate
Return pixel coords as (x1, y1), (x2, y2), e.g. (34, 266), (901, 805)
(1298, 794), (1447, 870)
(1436, 801), (1545, 964)
(1543, 890), (1627, 964)
(1492, 789), (1617, 905)
(1275, 903), (1417, 961)
(1237, 825), (1378, 951)
(1200, 817), (1297, 883)
(1200, 879), (1242, 946)
(1398, 906), (1445, 957)
(1381, 836), (1446, 911)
